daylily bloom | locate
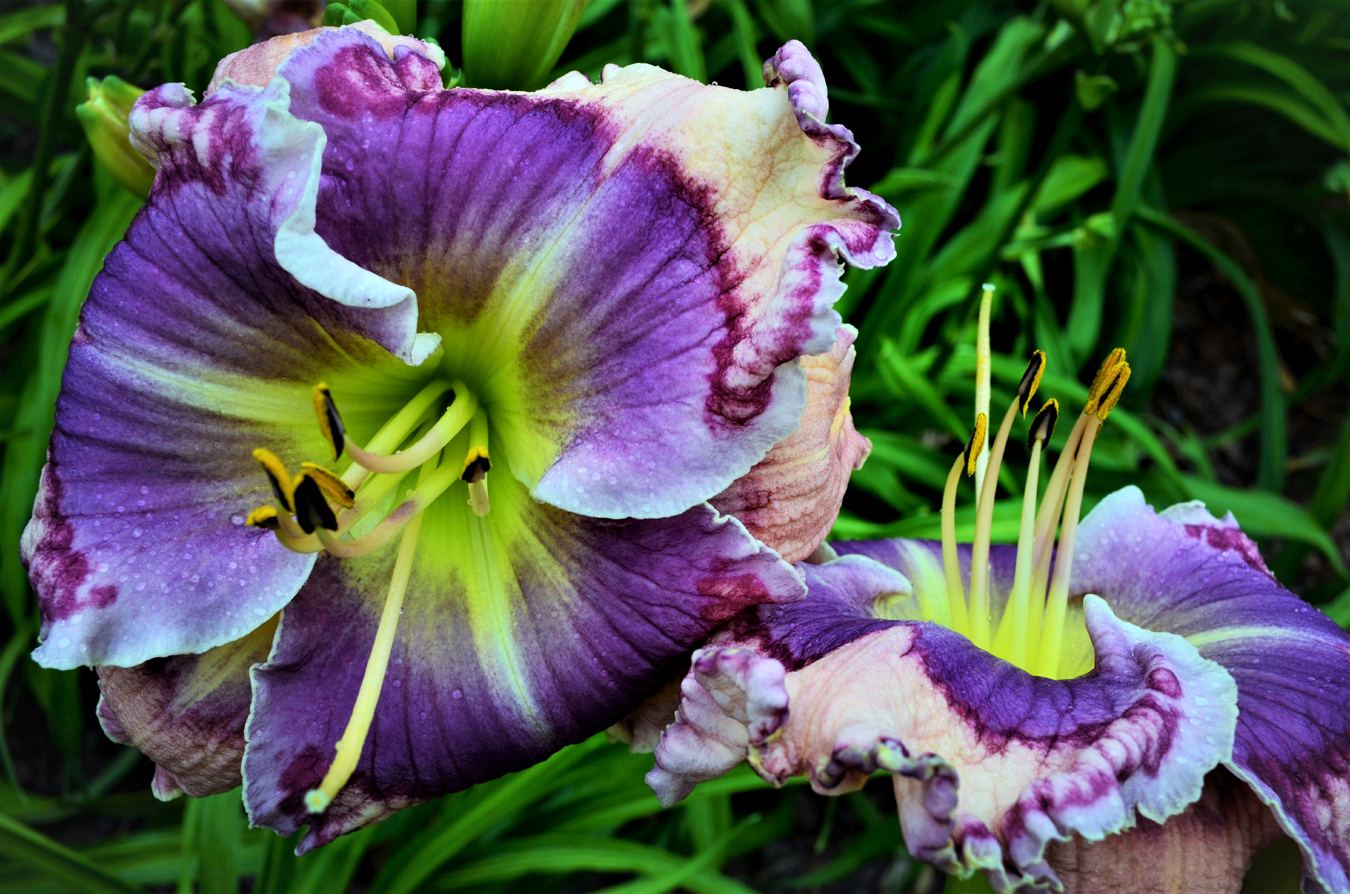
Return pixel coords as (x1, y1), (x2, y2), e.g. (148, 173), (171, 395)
(649, 350), (1350, 893)
(21, 27), (897, 850)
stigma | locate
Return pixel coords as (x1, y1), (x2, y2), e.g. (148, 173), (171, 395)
(931, 344), (1130, 679)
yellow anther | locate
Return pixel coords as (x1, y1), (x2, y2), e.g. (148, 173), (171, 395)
(964, 412), (987, 477)
(1018, 351), (1047, 415)
(1095, 362), (1131, 421)
(246, 505), (281, 530)
(312, 383), (346, 461)
(1084, 348), (1127, 415)
(1028, 398), (1059, 447)
(300, 462), (356, 508)
(252, 448), (295, 513)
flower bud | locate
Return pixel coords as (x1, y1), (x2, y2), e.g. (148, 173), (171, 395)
(461, 0), (588, 90)
(76, 76), (155, 197)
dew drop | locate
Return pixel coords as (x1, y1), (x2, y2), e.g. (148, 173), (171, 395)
(140, 486), (149, 495)
(452, 689), (463, 699)
(1194, 695), (1209, 707)
(231, 515), (245, 526)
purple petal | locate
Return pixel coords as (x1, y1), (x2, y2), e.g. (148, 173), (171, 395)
(97, 616), (277, 798)
(651, 555), (1239, 890)
(242, 479), (804, 851)
(1071, 486), (1350, 894)
(23, 73), (449, 669)
(270, 28), (897, 519)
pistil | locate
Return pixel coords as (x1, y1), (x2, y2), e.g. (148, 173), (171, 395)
(304, 460), (434, 815)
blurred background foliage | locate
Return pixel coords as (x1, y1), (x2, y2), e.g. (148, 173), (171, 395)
(0, 0), (1347, 890)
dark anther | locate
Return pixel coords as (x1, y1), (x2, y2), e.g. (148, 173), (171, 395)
(313, 383), (346, 461)
(1028, 399), (1059, 448)
(293, 474), (340, 534)
(460, 454), (491, 483)
(1017, 350), (1047, 415)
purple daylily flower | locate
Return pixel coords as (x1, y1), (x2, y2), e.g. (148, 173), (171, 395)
(649, 353), (1350, 893)
(20, 25), (898, 851)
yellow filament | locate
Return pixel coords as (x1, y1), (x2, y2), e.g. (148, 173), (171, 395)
(318, 460), (463, 559)
(973, 284), (994, 502)
(343, 385), (477, 475)
(339, 379), (455, 488)
(305, 465), (432, 815)
(940, 455), (970, 636)
(968, 401), (1019, 650)
(1037, 418), (1101, 677)
(992, 436), (1042, 667)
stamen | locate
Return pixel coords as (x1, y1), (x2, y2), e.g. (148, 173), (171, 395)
(252, 448), (295, 513)
(312, 383), (346, 461)
(1037, 416), (1099, 677)
(339, 385), (478, 476)
(304, 465), (431, 815)
(460, 407), (491, 518)
(338, 380), (454, 490)
(1037, 350), (1128, 677)
(992, 399), (1057, 666)
(968, 353), (1044, 651)
(317, 460), (463, 558)
(973, 283), (994, 502)
(940, 414), (986, 636)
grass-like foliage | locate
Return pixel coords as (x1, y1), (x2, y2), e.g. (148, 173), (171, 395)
(0, 0), (1346, 891)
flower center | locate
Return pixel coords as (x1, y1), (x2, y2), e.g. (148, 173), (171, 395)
(244, 377), (497, 813)
(922, 337), (1130, 680)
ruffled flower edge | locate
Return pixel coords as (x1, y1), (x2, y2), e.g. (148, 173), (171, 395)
(649, 575), (1240, 893)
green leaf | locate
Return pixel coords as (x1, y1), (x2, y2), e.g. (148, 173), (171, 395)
(0, 5), (63, 47)
(0, 812), (142, 894)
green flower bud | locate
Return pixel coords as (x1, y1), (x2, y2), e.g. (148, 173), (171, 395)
(76, 76), (155, 198)
(461, 0), (589, 91)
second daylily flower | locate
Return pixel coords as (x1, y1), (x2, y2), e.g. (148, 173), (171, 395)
(651, 348), (1350, 893)
(22, 27), (897, 850)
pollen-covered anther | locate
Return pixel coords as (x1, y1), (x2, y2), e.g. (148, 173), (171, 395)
(1084, 348), (1127, 416)
(300, 462), (356, 508)
(964, 412), (987, 477)
(252, 448), (295, 512)
(246, 505), (281, 530)
(312, 382), (345, 461)
(1094, 362), (1131, 421)
(1017, 350), (1047, 415)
